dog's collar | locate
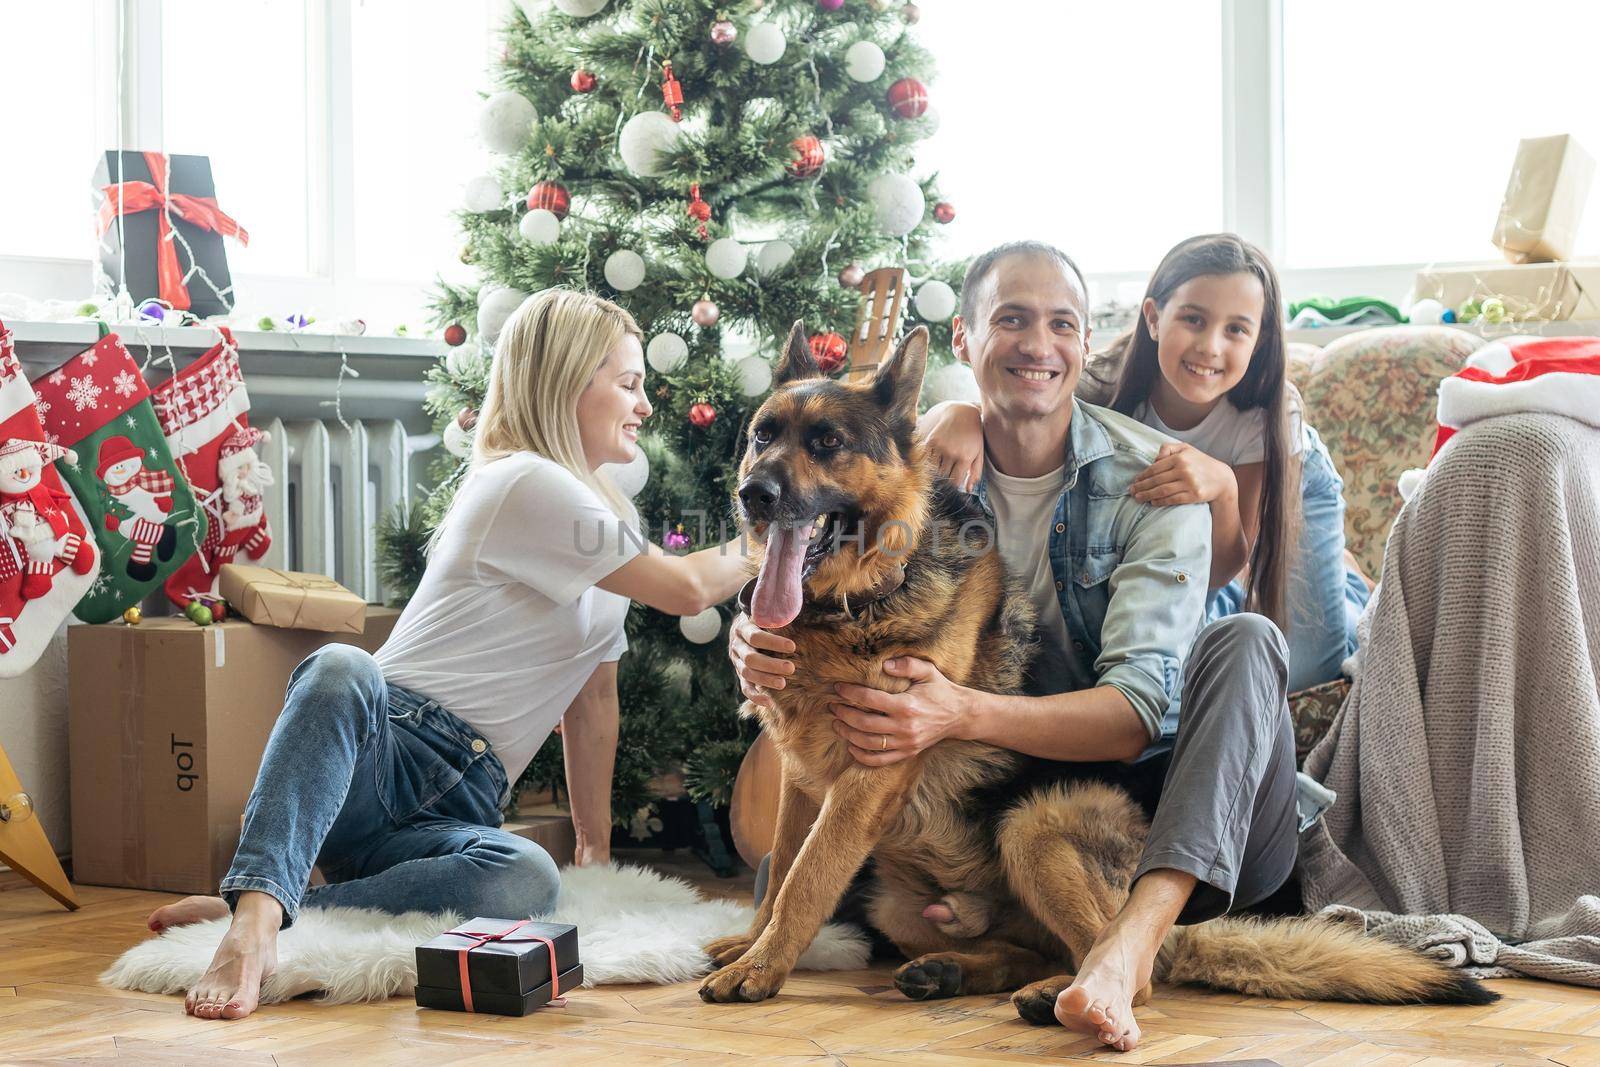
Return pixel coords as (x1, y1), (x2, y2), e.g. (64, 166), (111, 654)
(736, 562), (907, 626)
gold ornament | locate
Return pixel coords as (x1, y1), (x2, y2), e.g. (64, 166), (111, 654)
(123, 606), (143, 625)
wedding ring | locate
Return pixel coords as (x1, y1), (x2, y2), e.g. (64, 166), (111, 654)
(879, 734), (889, 752)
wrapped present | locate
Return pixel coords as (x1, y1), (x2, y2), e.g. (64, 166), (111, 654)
(1411, 261), (1600, 322)
(218, 563), (366, 633)
(1491, 134), (1595, 265)
(415, 918), (582, 1016)
(93, 151), (249, 317)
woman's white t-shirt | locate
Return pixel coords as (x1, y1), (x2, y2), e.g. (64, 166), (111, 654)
(375, 452), (640, 783)
(1132, 395), (1305, 466)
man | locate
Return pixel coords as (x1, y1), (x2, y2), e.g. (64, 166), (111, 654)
(728, 241), (1297, 1052)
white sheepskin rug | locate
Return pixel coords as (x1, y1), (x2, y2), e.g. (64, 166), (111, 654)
(101, 862), (870, 1004)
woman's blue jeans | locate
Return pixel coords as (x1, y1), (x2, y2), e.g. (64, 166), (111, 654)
(219, 644), (561, 928)
(1210, 425), (1371, 693)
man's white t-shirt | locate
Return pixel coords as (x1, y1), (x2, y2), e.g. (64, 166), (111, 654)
(375, 452), (640, 783)
(1132, 396), (1305, 466)
(984, 463), (1081, 696)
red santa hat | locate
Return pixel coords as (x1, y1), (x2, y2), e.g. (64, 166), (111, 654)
(1432, 335), (1600, 456)
(218, 424), (269, 461)
(96, 434), (144, 479)
(0, 436), (77, 467)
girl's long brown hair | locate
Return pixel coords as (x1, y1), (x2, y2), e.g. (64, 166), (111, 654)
(1108, 234), (1299, 632)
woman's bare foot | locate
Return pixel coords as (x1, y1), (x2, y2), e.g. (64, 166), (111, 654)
(148, 895), (231, 933)
(184, 892), (283, 1021)
(1054, 931), (1152, 1052)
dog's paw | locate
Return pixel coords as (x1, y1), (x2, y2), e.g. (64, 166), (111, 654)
(893, 954), (967, 1000)
(698, 956), (789, 1003)
(1012, 974), (1074, 1026)
(702, 934), (757, 968)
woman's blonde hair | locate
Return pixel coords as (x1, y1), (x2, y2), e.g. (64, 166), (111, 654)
(433, 288), (643, 548)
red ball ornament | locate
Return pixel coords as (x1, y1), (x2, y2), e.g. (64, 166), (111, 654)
(525, 181), (570, 220)
(710, 19), (737, 45)
(210, 600), (228, 622)
(457, 407), (479, 431)
(819, 0), (845, 9)
(688, 401), (717, 429)
(786, 135), (826, 179)
(692, 298), (721, 327)
(933, 201), (956, 224)
(901, 2), (921, 23)
(570, 69), (596, 93)
(443, 323), (467, 347)
(887, 77), (928, 119)
(809, 331), (848, 374)
(838, 262), (865, 288)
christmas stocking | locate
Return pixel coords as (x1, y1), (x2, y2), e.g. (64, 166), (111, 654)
(31, 332), (207, 623)
(0, 320), (99, 676)
(150, 329), (273, 607)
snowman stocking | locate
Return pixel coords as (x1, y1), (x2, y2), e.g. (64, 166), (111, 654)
(0, 320), (99, 676)
(31, 332), (207, 623)
(150, 329), (272, 607)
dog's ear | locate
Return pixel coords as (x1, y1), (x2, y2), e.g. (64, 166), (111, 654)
(773, 320), (822, 386)
(870, 326), (929, 423)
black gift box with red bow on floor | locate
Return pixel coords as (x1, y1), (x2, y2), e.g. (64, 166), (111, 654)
(92, 150), (249, 318)
(415, 918), (582, 1016)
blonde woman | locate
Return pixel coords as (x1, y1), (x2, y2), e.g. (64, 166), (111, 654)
(149, 289), (751, 1021)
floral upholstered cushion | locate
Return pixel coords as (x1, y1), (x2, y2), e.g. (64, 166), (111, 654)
(1289, 678), (1348, 764)
(1286, 342), (1326, 392)
(1298, 326), (1482, 578)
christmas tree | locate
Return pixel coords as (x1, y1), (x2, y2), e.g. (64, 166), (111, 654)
(383, 0), (972, 835)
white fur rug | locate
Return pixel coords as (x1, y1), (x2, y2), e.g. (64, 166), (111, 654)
(101, 862), (869, 1004)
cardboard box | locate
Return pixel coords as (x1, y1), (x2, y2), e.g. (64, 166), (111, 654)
(1492, 134), (1595, 264)
(67, 608), (398, 893)
(1411, 261), (1600, 322)
(219, 564), (367, 633)
(504, 808), (576, 869)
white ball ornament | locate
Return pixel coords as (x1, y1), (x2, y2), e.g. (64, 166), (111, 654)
(518, 208), (561, 245)
(705, 237), (747, 280)
(602, 446), (650, 499)
(844, 41), (886, 82)
(604, 249), (646, 291)
(478, 91), (538, 155)
(735, 355), (773, 397)
(754, 240), (795, 275)
(553, 0), (608, 15)
(744, 22), (787, 65)
(869, 173), (925, 236)
(618, 111), (682, 178)
(679, 606), (723, 644)
(476, 286), (529, 345)
(924, 362), (980, 407)
(462, 174), (504, 213)
(914, 279), (957, 322)
(1406, 297), (1447, 325)
(442, 416), (474, 459)
(646, 332), (688, 373)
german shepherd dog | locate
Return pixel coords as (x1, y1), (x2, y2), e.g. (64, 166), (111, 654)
(698, 322), (1496, 1018)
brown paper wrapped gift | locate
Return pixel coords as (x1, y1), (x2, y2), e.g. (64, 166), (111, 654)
(219, 564), (368, 633)
(1492, 134), (1595, 264)
(1411, 261), (1600, 322)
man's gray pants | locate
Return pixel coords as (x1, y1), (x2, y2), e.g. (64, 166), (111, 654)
(753, 612), (1299, 926)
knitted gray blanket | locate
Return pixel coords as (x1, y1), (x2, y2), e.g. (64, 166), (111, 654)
(1297, 412), (1600, 986)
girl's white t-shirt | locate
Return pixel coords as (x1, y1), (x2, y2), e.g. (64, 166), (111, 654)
(375, 452), (640, 783)
(1132, 395), (1305, 466)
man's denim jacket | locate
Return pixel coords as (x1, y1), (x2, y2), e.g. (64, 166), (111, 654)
(973, 399), (1212, 752)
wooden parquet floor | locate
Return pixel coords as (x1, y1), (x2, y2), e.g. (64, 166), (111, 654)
(4, 856), (1600, 1067)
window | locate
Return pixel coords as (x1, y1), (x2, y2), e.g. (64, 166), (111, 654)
(163, 0), (311, 277)
(915, 0), (1225, 274)
(1, 5), (106, 260)
(1283, 0), (1600, 268)
(350, 0), (496, 283)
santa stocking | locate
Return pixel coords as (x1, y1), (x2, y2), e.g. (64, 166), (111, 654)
(0, 319), (100, 676)
(31, 332), (207, 623)
(150, 329), (272, 607)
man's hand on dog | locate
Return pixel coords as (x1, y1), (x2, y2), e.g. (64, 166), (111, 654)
(729, 613), (795, 710)
(831, 658), (971, 766)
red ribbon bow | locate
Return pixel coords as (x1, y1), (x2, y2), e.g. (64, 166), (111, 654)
(97, 151), (249, 311)
(447, 920), (568, 1013)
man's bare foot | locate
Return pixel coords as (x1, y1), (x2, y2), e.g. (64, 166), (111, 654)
(184, 892), (282, 1021)
(1054, 931), (1153, 1052)
(148, 895), (231, 933)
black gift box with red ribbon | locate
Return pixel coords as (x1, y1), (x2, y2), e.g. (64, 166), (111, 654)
(92, 151), (248, 318)
(415, 918), (582, 1016)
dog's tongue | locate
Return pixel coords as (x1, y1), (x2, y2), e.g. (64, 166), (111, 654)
(751, 524), (808, 629)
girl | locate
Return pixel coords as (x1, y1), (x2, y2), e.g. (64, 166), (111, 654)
(152, 288), (752, 1022)
(923, 233), (1369, 693)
